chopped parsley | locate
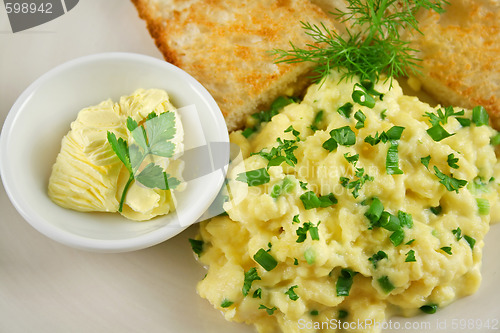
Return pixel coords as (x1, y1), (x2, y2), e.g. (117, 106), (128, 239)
(464, 235), (476, 249)
(242, 267), (261, 296)
(426, 124), (454, 141)
(310, 110), (324, 132)
(296, 221), (321, 242)
(368, 251), (388, 269)
(220, 299), (234, 308)
(285, 285), (299, 301)
(243, 96), (297, 137)
(447, 153), (459, 169)
(323, 126), (356, 152)
(433, 166), (467, 193)
(452, 227), (462, 241)
(300, 191), (337, 210)
(270, 177), (295, 199)
(440, 246), (452, 255)
(252, 288), (262, 299)
(236, 168), (271, 186)
(420, 155), (431, 169)
(338, 102), (353, 118)
(405, 250), (416, 262)
(424, 106), (464, 126)
(472, 106), (489, 126)
(354, 110), (366, 129)
(259, 304), (277, 315)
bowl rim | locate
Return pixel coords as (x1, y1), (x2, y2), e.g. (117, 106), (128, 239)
(0, 52), (229, 252)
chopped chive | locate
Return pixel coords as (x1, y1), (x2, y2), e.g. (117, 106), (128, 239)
(377, 276), (395, 293)
(379, 212), (401, 231)
(354, 110), (366, 129)
(352, 88), (376, 108)
(420, 304), (438, 314)
(253, 248), (278, 271)
(304, 248), (316, 264)
(472, 106), (489, 126)
(405, 239), (415, 245)
(336, 269), (357, 296)
(405, 249), (416, 262)
(365, 198), (384, 227)
(427, 124), (454, 141)
(221, 299), (234, 308)
(476, 198), (490, 215)
(390, 229), (405, 247)
(456, 117), (471, 127)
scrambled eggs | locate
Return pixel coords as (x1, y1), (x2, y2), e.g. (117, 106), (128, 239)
(48, 88), (185, 221)
(194, 71), (500, 332)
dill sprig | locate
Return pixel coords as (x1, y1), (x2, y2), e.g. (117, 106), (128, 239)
(272, 0), (449, 84)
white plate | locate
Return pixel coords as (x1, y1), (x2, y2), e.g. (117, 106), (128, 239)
(0, 52), (229, 252)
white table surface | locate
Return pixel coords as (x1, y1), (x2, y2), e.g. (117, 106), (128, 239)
(0, 1), (498, 333)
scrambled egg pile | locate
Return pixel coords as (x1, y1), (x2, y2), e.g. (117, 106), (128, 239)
(195, 71), (500, 332)
(48, 88), (185, 221)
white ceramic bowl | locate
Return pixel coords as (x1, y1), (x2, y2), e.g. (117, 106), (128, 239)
(0, 52), (229, 253)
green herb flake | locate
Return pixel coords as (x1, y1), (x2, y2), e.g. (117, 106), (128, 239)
(368, 251), (388, 269)
(336, 268), (357, 297)
(354, 110), (366, 129)
(252, 288), (262, 299)
(338, 102), (353, 118)
(253, 249), (278, 271)
(452, 227), (462, 241)
(270, 177), (295, 199)
(390, 229), (405, 247)
(447, 153), (459, 169)
(420, 304), (438, 314)
(292, 214), (301, 224)
(405, 250), (416, 262)
(440, 246), (452, 255)
(420, 155), (431, 170)
(424, 106), (464, 126)
(398, 211), (413, 228)
(338, 310), (349, 319)
(310, 310), (319, 316)
(236, 168), (271, 187)
(188, 238), (204, 257)
(472, 106), (489, 126)
(430, 205), (442, 215)
(386, 141), (404, 175)
(365, 198), (384, 227)
(304, 248), (316, 264)
(464, 235), (476, 250)
(385, 126), (405, 140)
(310, 110), (324, 132)
(259, 304), (277, 315)
(476, 198), (490, 215)
(285, 285), (299, 301)
(242, 268), (261, 296)
(427, 124), (454, 142)
(296, 222), (321, 243)
(433, 166), (467, 193)
(377, 275), (395, 294)
(323, 126), (356, 151)
(300, 191), (337, 210)
(490, 133), (500, 146)
(220, 299), (234, 308)
(352, 88), (376, 108)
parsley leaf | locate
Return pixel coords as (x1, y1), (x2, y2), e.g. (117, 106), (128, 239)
(242, 268), (261, 296)
(433, 166), (467, 193)
(259, 304), (277, 315)
(405, 249), (416, 262)
(285, 285), (299, 301)
(236, 168), (271, 186)
(368, 251), (388, 269)
(447, 153), (459, 169)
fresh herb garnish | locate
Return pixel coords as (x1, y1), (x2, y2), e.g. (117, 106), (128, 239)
(242, 268), (261, 296)
(426, 124), (454, 141)
(472, 106), (489, 126)
(433, 166), (467, 193)
(253, 288), (262, 299)
(285, 285), (299, 301)
(440, 246), (452, 255)
(405, 249), (416, 262)
(420, 155), (431, 169)
(259, 304), (277, 315)
(310, 110), (324, 132)
(220, 299), (234, 308)
(236, 168), (271, 186)
(447, 153), (459, 169)
(304, 248), (316, 264)
(243, 96), (297, 137)
(323, 126), (356, 151)
(368, 250), (388, 269)
(107, 111), (181, 212)
(424, 106), (464, 126)
(188, 238), (204, 257)
(300, 191), (337, 209)
(420, 304), (438, 314)
(338, 102), (354, 118)
(252, 127), (301, 168)
(476, 198), (490, 215)
(464, 235), (476, 249)
(354, 110), (366, 129)
(296, 221), (321, 242)
(270, 177), (295, 199)
(377, 275), (396, 294)
(336, 268), (357, 296)
(271, 0), (449, 84)
(253, 249), (278, 271)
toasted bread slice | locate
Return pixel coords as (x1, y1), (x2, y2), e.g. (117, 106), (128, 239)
(131, 0), (335, 131)
(406, 0), (500, 128)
